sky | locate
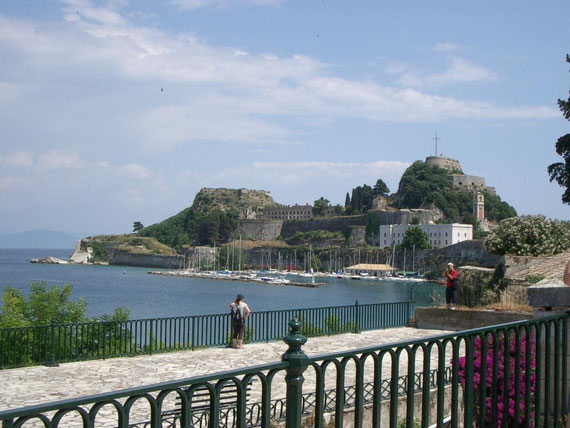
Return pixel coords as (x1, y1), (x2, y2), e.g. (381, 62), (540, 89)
(0, 0), (568, 237)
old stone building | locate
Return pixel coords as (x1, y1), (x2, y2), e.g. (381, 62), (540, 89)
(261, 204), (338, 220)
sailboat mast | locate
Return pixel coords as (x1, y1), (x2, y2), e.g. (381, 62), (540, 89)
(238, 235), (242, 272)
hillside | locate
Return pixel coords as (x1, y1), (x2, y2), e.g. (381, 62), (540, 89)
(140, 188), (277, 248)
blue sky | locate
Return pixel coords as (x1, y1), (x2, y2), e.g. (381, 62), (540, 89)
(0, 0), (568, 236)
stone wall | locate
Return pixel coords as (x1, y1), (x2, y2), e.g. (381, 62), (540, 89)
(410, 240), (503, 273)
(456, 266), (495, 307)
(109, 250), (184, 269)
(280, 215), (367, 238)
(425, 156), (463, 172)
(348, 226), (366, 247)
(373, 208), (442, 227)
(414, 307), (531, 331)
(236, 219), (284, 241)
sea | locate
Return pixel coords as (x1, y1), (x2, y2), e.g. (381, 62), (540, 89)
(0, 248), (444, 320)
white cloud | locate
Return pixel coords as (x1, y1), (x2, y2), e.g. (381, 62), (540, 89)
(0, 151), (34, 167)
(38, 151), (85, 170)
(170, 0), (284, 10)
(135, 103), (288, 151)
(397, 57), (498, 88)
(212, 160), (410, 190)
(117, 163), (151, 179)
(434, 42), (461, 53)
(0, 176), (33, 190)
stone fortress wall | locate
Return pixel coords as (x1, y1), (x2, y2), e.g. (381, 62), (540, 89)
(426, 156), (496, 194)
(425, 156), (463, 172)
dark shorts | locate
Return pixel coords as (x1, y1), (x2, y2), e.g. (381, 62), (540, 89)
(233, 319), (245, 339)
(446, 286), (457, 304)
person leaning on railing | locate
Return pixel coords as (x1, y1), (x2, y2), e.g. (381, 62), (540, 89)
(229, 294), (251, 349)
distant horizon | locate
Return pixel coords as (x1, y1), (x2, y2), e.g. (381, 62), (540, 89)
(0, 230), (79, 249)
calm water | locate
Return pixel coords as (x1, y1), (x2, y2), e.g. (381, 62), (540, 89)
(0, 249), (443, 319)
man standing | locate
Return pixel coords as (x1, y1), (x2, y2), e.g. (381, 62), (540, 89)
(443, 262), (458, 309)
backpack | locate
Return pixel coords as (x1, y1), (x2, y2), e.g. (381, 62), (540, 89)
(233, 304), (243, 321)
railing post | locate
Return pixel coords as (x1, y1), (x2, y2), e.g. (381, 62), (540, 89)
(229, 309), (235, 348)
(353, 300), (361, 333)
(102, 321), (106, 360)
(149, 320), (153, 355)
(47, 319), (58, 367)
(282, 318), (308, 428)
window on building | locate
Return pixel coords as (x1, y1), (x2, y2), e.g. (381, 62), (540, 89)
(445, 240), (448, 245)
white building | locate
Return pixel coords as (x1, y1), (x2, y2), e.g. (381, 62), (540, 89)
(379, 223), (473, 249)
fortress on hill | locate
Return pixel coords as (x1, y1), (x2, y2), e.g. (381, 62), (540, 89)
(425, 155), (495, 195)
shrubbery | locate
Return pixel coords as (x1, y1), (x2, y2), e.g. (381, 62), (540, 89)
(485, 215), (570, 256)
(455, 333), (536, 427)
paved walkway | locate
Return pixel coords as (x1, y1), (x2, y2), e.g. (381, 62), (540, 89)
(0, 327), (452, 412)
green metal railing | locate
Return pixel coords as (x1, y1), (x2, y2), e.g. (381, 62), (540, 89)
(0, 301), (410, 369)
(0, 314), (567, 427)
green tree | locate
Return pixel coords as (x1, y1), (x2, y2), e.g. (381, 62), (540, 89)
(312, 197), (329, 217)
(0, 282), (87, 328)
(373, 178), (390, 197)
(365, 213), (381, 238)
(401, 226), (431, 250)
(133, 221), (144, 233)
(548, 54), (570, 204)
(361, 184), (375, 211)
(344, 192), (351, 214)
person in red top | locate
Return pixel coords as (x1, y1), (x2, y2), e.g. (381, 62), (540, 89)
(443, 262), (458, 309)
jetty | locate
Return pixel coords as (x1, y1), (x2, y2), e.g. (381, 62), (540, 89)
(147, 270), (321, 288)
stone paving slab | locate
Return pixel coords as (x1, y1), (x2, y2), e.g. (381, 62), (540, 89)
(0, 327), (453, 413)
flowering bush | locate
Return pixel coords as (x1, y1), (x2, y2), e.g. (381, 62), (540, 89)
(485, 215), (570, 256)
(455, 333), (536, 427)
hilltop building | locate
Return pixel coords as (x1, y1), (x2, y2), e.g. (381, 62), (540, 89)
(425, 156), (496, 194)
(379, 223), (473, 249)
(261, 204), (338, 220)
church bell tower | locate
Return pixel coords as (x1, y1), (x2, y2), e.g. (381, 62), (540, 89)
(473, 192), (485, 220)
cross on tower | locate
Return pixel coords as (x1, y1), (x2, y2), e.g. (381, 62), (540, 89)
(433, 133), (440, 156)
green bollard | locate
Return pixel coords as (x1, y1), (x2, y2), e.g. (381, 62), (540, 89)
(282, 318), (308, 428)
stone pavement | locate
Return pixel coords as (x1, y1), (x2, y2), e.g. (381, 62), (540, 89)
(0, 327), (453, 413)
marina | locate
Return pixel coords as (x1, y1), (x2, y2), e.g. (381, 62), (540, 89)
(148, 269), (322, 288)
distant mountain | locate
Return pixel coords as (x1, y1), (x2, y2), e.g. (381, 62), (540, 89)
(0, 230), (79, 249)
